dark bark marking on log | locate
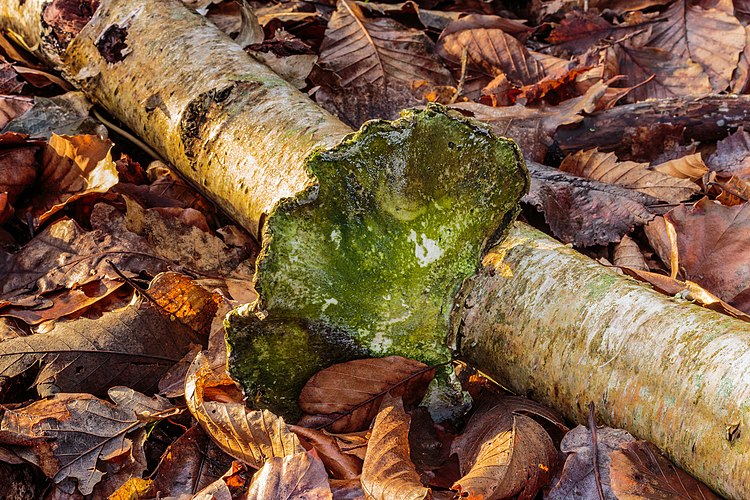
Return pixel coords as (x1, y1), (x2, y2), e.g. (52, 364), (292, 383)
(95, 23), (128, 64)
(41, 0), (99, 53)
(179, 85), (235, 158)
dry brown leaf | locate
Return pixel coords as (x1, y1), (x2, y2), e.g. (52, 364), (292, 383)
(0, 212), (166, 309)
(664, 198), (750, 313)
(548, 10), (641, 55)
(524, 161), (656, 247)
(30, 134), (119, 226)
(185, 352), (304, 468)
(361, 394), (430, 500)
(710, 174), (750, 205)
(731, 25), (750, 93)
(0, 95), (33, 128)
(0, 272), (207, 397)
(648, 0), (745, 90)
(451, 396), (562, 500)
(610, 441), (719, 499)
(547, 425), (635, 500)
(246, 450), (333, 499)
(290, 425), (362, 480)
(0, 389), (174, 495)
(0, 139), (38, 203)
(0, 62), (24, 94)
(298, 356), (435, 433)
(114, 160), (215, 211)
(313, 0), (452, 126)
(707, 126), (750, 180)
(437, 14), (542, 86)
(651, 153), (708, 181)
(560, 148), (699, 203)
(613, 235), (648, 271)
(615, 45), (711, 101)
(150, 425), (233, 497)
(108, 478), (153, 500)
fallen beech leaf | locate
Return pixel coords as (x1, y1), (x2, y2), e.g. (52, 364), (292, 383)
(560, 149), (699, 204)
(664, 198), (750, 312)
(361, 394), (430, 500)
(712, 174), (750, 206)
(298, 356), (435, 433)
(651, 153), (708, 181)
(330, 478), (366, 499)
(437, 14), (541, 86)
(548, 425), (635, 500)
(0, 213), (166, 309)
(610, 441), (719, 499)
(114, 160), (214, 211)
(313, 0), (452, 126)
(731, 25), (750, 93)
(451, 396), (563, 500)
(0, 279), (124, 325)
(108, 478), (153, 500)
(31, 134), (119, 225)
(548, 10), (632, 55)
(150, 425), (233, 497)
(613, 235), (648, 271)
(246, 450), (333, 500)
(0, 95), (33, 128)
(524, 162), (656, 247)
(648, 0), (744, 90)
(0, 272), (207, 397)
(615, 46), (711, 101)
(290, 425), (362, 480)
(707, 126), (750, 180)
(0, 62), (24, 94)
(0, 389), (174, 495)
(185, 352), (304, 468)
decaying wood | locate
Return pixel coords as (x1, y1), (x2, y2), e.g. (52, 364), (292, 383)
(554, 94), (750, 155)
(2, 1), (749, 498)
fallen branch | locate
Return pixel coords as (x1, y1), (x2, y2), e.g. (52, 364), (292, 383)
(554, 94), (750, 154)
(2, 1), (749, 498)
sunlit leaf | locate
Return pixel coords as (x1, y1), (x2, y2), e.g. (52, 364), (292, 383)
(246, 450), (333, 500)
(361, 394), (430, 500)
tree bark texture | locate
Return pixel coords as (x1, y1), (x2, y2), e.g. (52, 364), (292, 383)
(1, 0), (351, 238)
(453, 222), (750, 499)
(2, 2), (749, 498)
(554, 94), (750, 155)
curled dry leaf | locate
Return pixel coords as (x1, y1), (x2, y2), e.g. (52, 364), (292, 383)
(559, 148), (699, 204)
(665, 198), (750, 312)
(361, 394), (430, 500)
(524, 161), (656, 247)
(547, 424), (635, 500)
(185, 352), (305, 468)
(149, 425), (233, 497)
(246, 450), (333, 500)
(451, 396), (563, 500)
(613, 235), (648, 271)
(0, 272), (208, 397)
(31, 133), (119, 226)
(610, 441), (719, 499)
(0, 95), (34, 128)
(0, 390), (174, 495)
(290, 425), (362, 480)
(648, 0), (744, 90)
(707, 126), (750, 180)
(298, 356), (435, 433)
(651, 153), (708, 181)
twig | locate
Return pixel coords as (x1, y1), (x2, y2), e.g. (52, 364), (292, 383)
(449, 47), (469, 105)
(589, 401), (606, 500)
(105, 258), (162, 308)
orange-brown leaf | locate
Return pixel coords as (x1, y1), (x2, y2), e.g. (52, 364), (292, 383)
(361, 394), (430, 500)
(246, 450), (333, 499)
(610, 441), (719, 499)
(298, 356), (435, 433)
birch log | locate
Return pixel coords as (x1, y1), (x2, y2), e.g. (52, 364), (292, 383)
(2, 1), (749, 498)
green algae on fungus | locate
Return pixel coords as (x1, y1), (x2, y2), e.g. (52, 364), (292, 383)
(227, 105), (528, 415)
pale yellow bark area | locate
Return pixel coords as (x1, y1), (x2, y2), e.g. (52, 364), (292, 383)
(0, 0), (351, 237)
(456, 222), (750, 499)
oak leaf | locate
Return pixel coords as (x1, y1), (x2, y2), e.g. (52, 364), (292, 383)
(360, 394), (430, 500)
